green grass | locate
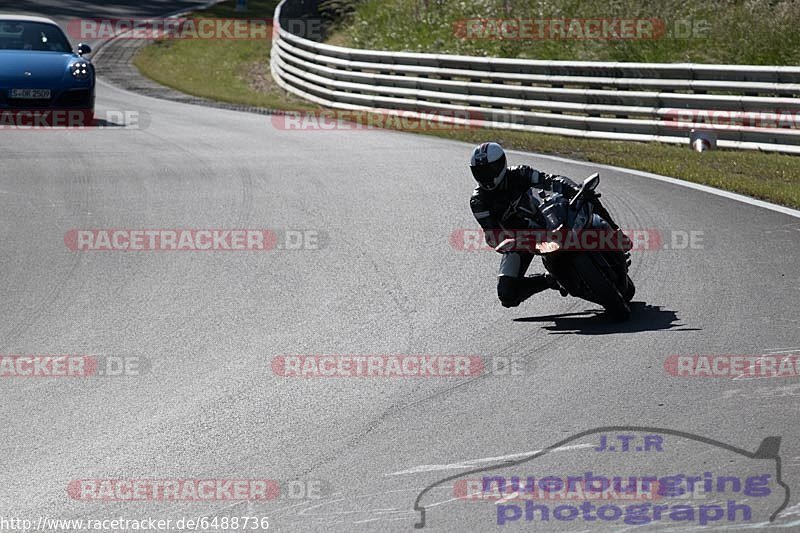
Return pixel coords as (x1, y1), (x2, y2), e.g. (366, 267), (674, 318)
(334, 0), (800, 65)
(133, 0), (312, 110)
(132, 0), (800, 208)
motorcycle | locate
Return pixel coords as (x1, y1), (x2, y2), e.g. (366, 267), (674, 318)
(495, 173), (635, 320)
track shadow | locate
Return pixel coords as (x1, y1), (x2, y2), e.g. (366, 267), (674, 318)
(513, 301), (700, 335)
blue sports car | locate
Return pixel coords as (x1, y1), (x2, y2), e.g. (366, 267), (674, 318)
(0, 15), (95, 124)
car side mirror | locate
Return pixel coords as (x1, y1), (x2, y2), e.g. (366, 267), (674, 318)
(77, 43), (91, 56)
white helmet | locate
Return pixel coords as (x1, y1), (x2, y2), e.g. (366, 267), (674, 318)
(470, 142), (507, 190)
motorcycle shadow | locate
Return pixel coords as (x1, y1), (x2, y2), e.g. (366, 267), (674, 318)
(513, 302), (700, 335)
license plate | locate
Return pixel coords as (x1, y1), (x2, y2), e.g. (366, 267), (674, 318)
(9, 88), (51, 99)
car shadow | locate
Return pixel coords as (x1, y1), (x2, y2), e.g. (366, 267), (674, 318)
(89, 118), (126, 128)
(513, 301), (700, 334)
(0, 115), (129, 129)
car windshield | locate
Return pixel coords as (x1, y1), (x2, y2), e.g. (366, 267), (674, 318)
(0, 21), (72, 52)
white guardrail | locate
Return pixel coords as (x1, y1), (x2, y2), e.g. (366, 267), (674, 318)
(271, 0), (800, 154)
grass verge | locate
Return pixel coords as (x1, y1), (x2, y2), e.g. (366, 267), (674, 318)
(131, 1), (800, 209)
(133, 0), (313, 110)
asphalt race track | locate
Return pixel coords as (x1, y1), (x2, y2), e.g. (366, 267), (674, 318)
(1, 2), (799, 531)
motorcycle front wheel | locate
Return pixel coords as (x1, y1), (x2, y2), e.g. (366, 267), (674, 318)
(572, 254), (631, 320)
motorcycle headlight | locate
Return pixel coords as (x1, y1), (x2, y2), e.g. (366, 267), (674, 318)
(71, 62), (90, 80)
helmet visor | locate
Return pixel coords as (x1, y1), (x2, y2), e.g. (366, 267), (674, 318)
(470, 155), (506, 187)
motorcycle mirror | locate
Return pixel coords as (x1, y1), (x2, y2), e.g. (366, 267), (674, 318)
(583, 172), (600, 191)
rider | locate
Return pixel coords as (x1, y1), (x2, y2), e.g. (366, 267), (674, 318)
(469, 142), (582, 308)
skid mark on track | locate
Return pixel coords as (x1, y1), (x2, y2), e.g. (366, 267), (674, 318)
(236, 166), (254, 227)
(385, 442), (594, 476)
(717, 383), (800, 402)
(1, 154), (96, 345)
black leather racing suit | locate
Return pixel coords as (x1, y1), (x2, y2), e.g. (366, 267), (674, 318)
(470, 165), (580, 307)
